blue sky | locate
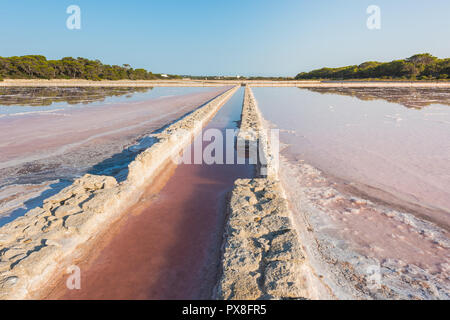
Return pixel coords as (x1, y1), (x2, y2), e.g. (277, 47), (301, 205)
(1, 0), (449, 76)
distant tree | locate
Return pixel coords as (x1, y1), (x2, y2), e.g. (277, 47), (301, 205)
(406, 53), (437, 65)
(295, 53), (449, 80)
(0, 55), (174, 80)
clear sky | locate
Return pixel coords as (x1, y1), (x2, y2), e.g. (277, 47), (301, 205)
(1, 0), (449, 76)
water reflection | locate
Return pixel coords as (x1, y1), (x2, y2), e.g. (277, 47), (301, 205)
(0, 87), (153, 106)
(253, 86), (450, 228)
(302, 87), (450, 109)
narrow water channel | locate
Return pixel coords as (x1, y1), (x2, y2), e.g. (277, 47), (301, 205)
(43, 87), (254, 300)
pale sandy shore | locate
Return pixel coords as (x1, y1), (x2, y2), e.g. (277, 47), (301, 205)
(1, 79), (450, 87)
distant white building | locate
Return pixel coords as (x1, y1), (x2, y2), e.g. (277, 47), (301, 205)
(161, 74), (169, 78)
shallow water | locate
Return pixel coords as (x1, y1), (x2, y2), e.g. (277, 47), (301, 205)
(0, 87), (225, 226)
(253, 87), (450, 299)
(0, 86), (214, 116)
(253, 87), (450, 227)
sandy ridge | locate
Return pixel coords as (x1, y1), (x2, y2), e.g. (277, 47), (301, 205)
(2, 79), (450, 87)
(0, 86), (238, 299)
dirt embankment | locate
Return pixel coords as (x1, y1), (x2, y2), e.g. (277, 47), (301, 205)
(215, 87), (331, 300)
(0, 86), (239, 299)
(2, 79), (449, 88)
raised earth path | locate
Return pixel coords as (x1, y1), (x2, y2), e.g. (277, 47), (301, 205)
(215, 86), (331, 300)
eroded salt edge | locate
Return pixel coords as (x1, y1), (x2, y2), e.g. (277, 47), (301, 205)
(254, 99), (450, 299)
(279, 155), (450, 300)
(0, 86), (239, 299)
(215, 86), (331, 300)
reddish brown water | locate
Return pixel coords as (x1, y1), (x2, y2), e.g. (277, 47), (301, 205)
(42, 88), (253, 300)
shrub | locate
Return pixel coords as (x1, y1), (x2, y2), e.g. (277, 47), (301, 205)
(295, 53), (449, 80)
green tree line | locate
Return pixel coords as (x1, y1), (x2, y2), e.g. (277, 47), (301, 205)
(295, 54), (450, 80)
(0, 55), (180, 81)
